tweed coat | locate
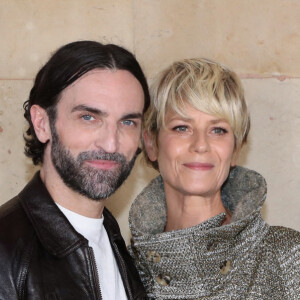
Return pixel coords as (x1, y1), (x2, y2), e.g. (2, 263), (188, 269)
(129, 166), (300, 299)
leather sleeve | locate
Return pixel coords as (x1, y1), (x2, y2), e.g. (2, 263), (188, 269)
(0, 197), (34, 299)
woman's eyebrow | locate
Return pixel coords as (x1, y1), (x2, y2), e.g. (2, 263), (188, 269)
(166, 116), (228, 124)
(209, 118), (228, 124)
(167, 115), (192, 122)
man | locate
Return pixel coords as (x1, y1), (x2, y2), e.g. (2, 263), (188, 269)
(0, 41), (149, 299)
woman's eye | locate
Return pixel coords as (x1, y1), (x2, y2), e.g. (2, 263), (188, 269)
(81, 115), (95, 121)
(212, 127), (227, 135)
(173, 125), (188, 132)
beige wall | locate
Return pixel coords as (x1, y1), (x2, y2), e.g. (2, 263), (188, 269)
(0, 0), (299, 244)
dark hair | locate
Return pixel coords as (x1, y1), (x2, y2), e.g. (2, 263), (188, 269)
(24, 40), (150, 165)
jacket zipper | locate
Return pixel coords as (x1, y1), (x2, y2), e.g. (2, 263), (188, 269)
(111, 241), (133, 300)
(88, 247), (103, 300)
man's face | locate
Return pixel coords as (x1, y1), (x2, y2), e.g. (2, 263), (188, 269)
(48, 69), (144, 200)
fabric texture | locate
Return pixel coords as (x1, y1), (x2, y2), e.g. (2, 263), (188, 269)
(0, 172), (147, 300)
(129, 166), (300, 299)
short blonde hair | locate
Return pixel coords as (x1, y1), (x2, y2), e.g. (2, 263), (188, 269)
(144, 58), (250, 170)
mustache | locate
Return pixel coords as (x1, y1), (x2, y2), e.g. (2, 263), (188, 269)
(77, 149), (127, 164)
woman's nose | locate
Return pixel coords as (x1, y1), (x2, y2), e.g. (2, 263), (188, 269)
(190, 131), (210, 153)
(94, 124), (119, 153)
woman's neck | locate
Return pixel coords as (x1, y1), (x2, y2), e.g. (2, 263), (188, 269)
(164, 186), (230, 232)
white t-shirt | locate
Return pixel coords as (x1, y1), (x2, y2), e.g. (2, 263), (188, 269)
(56, 203), (128, 300)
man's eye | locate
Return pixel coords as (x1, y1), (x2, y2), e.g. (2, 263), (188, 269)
(173, 125), (188, 132)
(122, 120), (135, 126)
(212, 127), (227, 135)
(81, 115), (95, 121)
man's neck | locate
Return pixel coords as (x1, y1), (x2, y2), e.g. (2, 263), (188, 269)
(40, 160), (105, 219)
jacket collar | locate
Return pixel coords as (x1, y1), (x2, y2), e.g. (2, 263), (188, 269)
(18, 172), (88, 257)
(129, 166), (267, 238)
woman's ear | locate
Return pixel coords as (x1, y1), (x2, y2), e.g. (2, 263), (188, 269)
(231, 149), (240, 167)
(30, 105), (51, 143)
(143, 130), (158, 162)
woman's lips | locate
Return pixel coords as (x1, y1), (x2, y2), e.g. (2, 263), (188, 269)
(183, 162), (214, 170)
(85, 160), (119, 170)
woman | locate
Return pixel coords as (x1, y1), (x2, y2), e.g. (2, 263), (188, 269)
(129, 58), (300, 299)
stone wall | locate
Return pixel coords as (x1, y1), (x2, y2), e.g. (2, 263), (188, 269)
(0, 0), (299, 243)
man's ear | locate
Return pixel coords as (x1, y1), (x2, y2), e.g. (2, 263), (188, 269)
(143, 130), (158, 162)
(30, 105), (51, 143)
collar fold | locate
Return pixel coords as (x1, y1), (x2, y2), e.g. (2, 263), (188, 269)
(129, 166), (267, 238)
(19, 172), (87, 257)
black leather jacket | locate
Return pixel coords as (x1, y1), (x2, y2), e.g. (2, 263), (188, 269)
(0, 172), (147, 299)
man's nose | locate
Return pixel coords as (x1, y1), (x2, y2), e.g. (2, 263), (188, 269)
(94, 123), (119, 153)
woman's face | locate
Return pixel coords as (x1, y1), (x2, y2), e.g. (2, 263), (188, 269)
(145, 104), (237, 198)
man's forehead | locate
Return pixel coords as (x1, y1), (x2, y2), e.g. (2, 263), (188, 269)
(63, 68), (116, 91)
(57, 69), (144, 116)
(61, 68), (141, 96)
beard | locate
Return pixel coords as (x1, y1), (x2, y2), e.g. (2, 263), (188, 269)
(50, 127), (138, 201)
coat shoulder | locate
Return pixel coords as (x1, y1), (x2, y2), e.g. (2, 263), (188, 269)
(265, 225), (300, 251)
(0, 196), (35, 263)
(0, 196), (33, 242)
(263, 225), (300, 295)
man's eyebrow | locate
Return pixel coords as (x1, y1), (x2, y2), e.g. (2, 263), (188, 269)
(71, 105), (142, 120)
(71, 105), (108, 117)
(121, 113), (142, 120)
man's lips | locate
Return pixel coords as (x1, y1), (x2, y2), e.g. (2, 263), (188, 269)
(85, 160), (120, 170)
(183, 162), (214, 170)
